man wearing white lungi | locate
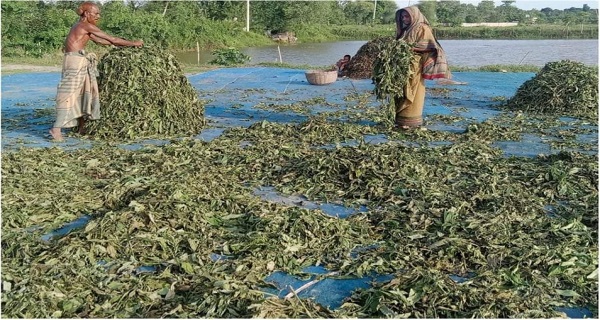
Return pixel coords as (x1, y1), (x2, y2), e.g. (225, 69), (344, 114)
(49, 1), (143, 141)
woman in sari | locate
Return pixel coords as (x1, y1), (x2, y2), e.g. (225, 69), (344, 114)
(394, 6), (451, 128)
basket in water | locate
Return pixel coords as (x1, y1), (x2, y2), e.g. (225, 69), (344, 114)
(305, 70), (338, 85)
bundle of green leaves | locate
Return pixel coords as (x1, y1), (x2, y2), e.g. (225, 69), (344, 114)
(87, 46), (205, 140)
(504, 60), (598, 121)
(372, 39), (416, 124)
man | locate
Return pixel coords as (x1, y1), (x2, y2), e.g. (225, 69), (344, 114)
(49, 1), (143, 141)
(335, 54), (351, 77)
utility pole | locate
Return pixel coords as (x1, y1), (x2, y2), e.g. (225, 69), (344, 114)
(372, 0), (377, 23)
(246, 0), (250, 32)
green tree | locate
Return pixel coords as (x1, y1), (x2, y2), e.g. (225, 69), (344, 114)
(375, 0), (399, 24)
(464, 3), (483, 23)
(284, 1), (339, 26)
(249, 1), (287, 32)
(1, 1), (39, 56)
(343, 0), (375, 25)
(417, 0), (437, 25)
(198, 1), (245, 21)
(498, 0), (522, 22)
(436, 0), (465, 26)
(102, 1), (171, 48)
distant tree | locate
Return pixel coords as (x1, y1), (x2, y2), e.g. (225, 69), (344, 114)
(375, 0), (399, 24)
(417, 0), (437, 25)
(463, 3), (483, 23)
(343, 0), (374, 25)
(477, 0), (498, 22)
(436, 0), (465, 26)
(498, 1), (523, 22)
(197, 1), (245, 21)
(249, 1), (287, 32)
(284, 1), (341, 26)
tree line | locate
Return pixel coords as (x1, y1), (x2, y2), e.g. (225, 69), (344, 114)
(1, 0), (598, 57)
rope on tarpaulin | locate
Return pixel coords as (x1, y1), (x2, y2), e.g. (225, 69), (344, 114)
(215, 67), (266, 92)
(282, 74), (297, 94)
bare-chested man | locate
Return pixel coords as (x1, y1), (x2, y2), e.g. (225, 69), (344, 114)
(49, 1), (143, 141)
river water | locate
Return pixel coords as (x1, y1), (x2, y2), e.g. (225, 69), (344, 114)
(177, 39), (598, 67)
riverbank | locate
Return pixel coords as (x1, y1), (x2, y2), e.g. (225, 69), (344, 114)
(1, 62), (543, 76)
(0, 62), (219, 76)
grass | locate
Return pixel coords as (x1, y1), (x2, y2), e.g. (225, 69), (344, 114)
(2, 53), (63, 67)
(451, 64), (541, 72)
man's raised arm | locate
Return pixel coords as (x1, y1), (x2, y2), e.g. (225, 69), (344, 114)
(86, 23), (143, 47)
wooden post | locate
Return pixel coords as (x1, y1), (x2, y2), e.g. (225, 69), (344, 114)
(196, 41), (200, 65)
(162, 1), (169, 16)
(278, 45), (282, 63)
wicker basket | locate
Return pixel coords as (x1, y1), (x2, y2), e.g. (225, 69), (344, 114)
(305, 69), (338, 85)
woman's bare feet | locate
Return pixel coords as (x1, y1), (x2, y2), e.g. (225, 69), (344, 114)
(393, 124), (413, 131)
(49, 128), (63, 141)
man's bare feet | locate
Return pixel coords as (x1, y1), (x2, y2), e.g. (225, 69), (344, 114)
(49, 128), (64, 141)
(77, 118), (86, 135)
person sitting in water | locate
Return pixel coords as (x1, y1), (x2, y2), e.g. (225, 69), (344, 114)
(335, 54), (352, 76)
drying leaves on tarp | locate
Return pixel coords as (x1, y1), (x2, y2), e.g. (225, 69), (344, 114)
(345, 37), (395, 79)
(87, 46), (205, 140)
(504, 60), (598, 121)
(2, 109), (598, 316)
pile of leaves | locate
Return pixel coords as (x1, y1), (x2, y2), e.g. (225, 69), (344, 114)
(344, 37), (394, 79)
(504, 60), (598, 121)
(2, 115), (597, 318)
(87, 46), (205, 140)
(373, 39), (416, 123)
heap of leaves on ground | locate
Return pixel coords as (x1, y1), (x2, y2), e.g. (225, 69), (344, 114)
(344, 37), (394, 79)
(2, 112), (597, 318)
(86, 46), (205, 140)
(504, 60), (599, 121)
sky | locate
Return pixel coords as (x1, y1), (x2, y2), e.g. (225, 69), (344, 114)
(394, 0), (599, 10)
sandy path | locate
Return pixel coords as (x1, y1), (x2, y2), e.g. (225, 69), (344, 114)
(2, 64), (61, 73)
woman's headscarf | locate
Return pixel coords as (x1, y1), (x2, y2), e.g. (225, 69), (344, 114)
(395, 6), (451, 79)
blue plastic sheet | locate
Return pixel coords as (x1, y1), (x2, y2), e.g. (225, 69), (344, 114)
(3, 68), (596, 157)
(263, 265), (394, 310)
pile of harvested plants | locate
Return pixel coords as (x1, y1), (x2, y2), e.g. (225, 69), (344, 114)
(504, 60), (598, 121)
(345, 37), (394, 79)
(87, 46), (205, 140)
